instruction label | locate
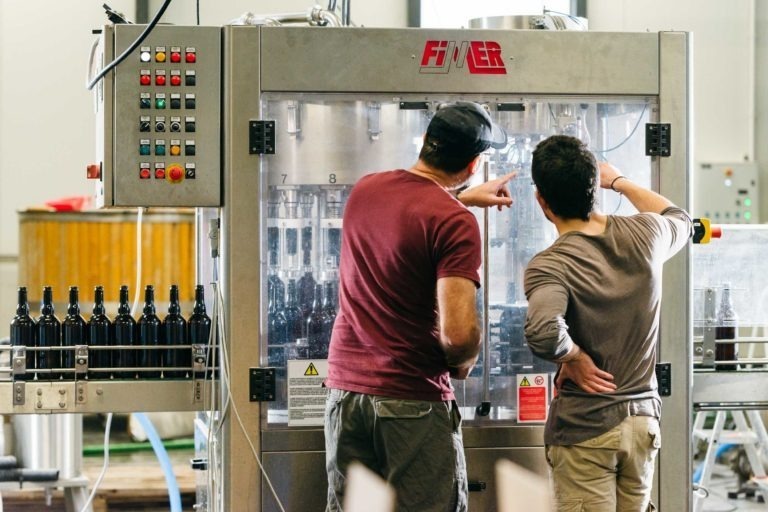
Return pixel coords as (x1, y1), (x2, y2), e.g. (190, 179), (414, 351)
(287, 359), (329, 427)
(517, 373), (550, 423)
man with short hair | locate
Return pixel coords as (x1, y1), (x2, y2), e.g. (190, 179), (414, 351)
(524, 135), (692, 511)
(324, 102), (513, 511)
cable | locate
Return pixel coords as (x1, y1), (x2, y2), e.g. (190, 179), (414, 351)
(196, 0), (200, 25)
(79, 413), (113, 512)
(593, 104), (648, 154)
(87, 0), (174, 90)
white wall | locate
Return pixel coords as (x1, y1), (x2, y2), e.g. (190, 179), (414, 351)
(587, 0), (755, 163)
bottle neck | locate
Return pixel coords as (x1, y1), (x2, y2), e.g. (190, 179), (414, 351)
(93, 288), (105, 315)
(118, 288), (130, 314)
(193, 286), (207, 314)
(16, 289), (29, 316)
(42, 288), (54, 315)
(169, 287), (180, 314)
(68, 289), (80, 316)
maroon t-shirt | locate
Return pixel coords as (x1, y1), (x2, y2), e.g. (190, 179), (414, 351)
(325, 170), (481, 402)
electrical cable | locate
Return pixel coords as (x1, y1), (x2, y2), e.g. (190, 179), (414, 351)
(79, 206), (144, 512)
(87, 0), (174, 90)
(78, 413), (113, 512)
(196, 0), (200, 25)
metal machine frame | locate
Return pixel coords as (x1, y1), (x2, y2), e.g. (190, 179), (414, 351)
(220, 26), (692, 511)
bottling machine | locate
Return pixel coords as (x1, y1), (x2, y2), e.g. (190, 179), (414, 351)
(84, 19), (693, 512)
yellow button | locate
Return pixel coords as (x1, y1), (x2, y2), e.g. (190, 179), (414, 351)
(156, 51), (166, 63)
(170, 145), (181, 156)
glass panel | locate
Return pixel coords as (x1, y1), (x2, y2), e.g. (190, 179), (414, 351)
(259, 94), (656, 426)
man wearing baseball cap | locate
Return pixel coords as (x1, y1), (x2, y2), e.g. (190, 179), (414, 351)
(324, 102), (513, 511)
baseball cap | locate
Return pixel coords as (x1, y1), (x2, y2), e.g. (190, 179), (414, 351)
(425, 101), (508, 156)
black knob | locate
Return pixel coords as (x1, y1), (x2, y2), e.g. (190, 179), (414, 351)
(155, 122), (166, 132)
(139, 121), (151, 132)
(170, 122), (181, 132)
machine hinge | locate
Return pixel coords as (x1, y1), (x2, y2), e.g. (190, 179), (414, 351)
(249, 120), (276, 155)
(249, 367), (277, 401)
(645, 123), (671, 157)
(656, 362), (672, 397)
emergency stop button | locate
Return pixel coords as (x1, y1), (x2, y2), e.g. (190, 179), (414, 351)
(167, 164), (184, 183)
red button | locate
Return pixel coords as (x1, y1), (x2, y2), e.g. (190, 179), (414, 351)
(185, 52), (196, 63)
(170, 75), (182, 86)
(140, 75), (151, 86)
(155, 75), (166, 86)
(155, 168), (166, 179)
(169, 166), (183, 181)
(170, 52), (181, 63)
(139, 169), (151, 179)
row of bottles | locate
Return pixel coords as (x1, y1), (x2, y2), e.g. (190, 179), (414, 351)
(9, 284), (214, 380)
(267, 277), (337, 364)
(715, 282), (738, 371)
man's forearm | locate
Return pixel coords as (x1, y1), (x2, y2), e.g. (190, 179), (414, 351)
(612, 178), (674, 214)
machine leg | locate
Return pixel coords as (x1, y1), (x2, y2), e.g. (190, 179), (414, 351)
(693, 411), (727, 512)
(64, 485), (93, 512)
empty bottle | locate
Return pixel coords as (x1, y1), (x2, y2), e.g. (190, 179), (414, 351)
(137, 285), (161, 378)
(715, 283), (738, 371)
(37, 286), (61, 380)
(283, 279), (303, 344)
(88, 286), (112, 379)
(163, 285), (188, 378)
(62, 286), (87, 380)
(10, 287), (36, 381)
(188, 284), (213, 378)
(322, 281), (337, 344)
(267, 286), (288, 367)
(306, 284), (327, 358)
(298, 268), (316, 321)
(113, 285), (137, 379)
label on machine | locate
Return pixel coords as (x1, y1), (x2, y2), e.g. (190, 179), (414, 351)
(287, 359), (329, 427)
(516, 373), (550, 423)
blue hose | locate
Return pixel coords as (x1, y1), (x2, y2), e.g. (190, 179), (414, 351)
(135, 413), (183, 512)
(693, 443), (735, 484)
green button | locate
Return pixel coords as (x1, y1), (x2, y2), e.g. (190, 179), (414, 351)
(155, 145), (166, 156)
(155, 98), (166, 109)
(744, 198), (752, 207)
(744, 211), (752, 220)
(139, 144), (150, 156)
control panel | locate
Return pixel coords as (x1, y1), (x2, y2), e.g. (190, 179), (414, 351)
(96, 25), (221, 207)
(694, 162), (760, 224)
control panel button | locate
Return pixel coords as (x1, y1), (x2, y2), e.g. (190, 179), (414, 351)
(170, 51), (181, 63)
(155, 121), (166, 132)
(185, 163), (196, 179)
(185, 71), (196, 86)
(185, 119), (195, 132)
(140, 97), (151, 109)
(185, 95), (196, 109)
(170, 75), (182, 86)
(155, 97), (166, 109)
(185, 51), (196, 63)
(170, 144), (181, 156)
(140, 51), (151, 63)
(167, 164), (184, 183)
(140, 74), (151, 86)
(139, 120), (151, 132)
(139, 143), (151, 156)
(170, 96), (181, 109)
(139, 168), (151, 179)
(185, 141), (196, 156)
(170, 121), (181, 132)
(155, 167), (166, 179)
(155, 51), (166, 63)
(155, 142), (166, 156)
(155, 73), (166, 86)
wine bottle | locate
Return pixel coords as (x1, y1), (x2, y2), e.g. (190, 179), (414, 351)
(37, 286), (61, 380)
(113, 285), (137, 379)
(163, 285), (188, 379)
(267, 286), (287, 367)
(306, 284), (326, 359)
(715, 283), (738, 371)
(137, 285), (161, 378)
(298, 268), (316, 320)
(62, 286), (87, 380)
(88, 286), (112, 380)
(10, 287), (36, 381)
(321, 281), (337, 347)
(283, 279), (303, 344)
(188, 284), (213, 378)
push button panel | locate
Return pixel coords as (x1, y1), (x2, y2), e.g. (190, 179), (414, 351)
(113, 25), (220, 206)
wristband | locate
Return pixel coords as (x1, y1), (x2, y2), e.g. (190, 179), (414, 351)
(610, 175), (628, 192)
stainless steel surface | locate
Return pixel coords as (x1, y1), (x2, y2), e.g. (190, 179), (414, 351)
(103, 25), (222, 207)
(657, 31), (693, 512)
(0, 380), (216, 414)
(469, 14), (588, 31)
(13, 414), (81, 478)
(693, 371), (768, 405)
(258, 27), (659, 95)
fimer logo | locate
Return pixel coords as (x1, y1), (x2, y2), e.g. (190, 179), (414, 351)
(420, 40), (507, 75)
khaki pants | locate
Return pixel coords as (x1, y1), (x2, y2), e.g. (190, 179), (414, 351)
(324, 388), (468, 512)
(546, 415), (661, 512)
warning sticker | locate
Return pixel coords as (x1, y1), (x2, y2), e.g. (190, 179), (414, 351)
(517, 373), (550, 423)
(287, 359), (329, 427)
